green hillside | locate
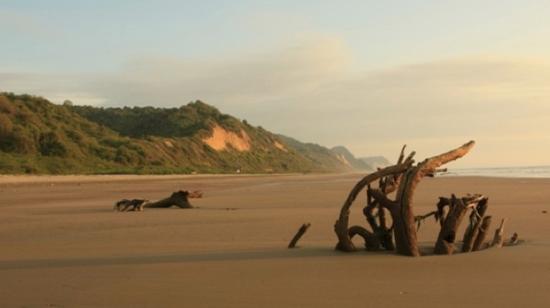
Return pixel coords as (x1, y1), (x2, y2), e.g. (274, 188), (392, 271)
(330, 146), (372, 171)
(0, 93), (358, 175)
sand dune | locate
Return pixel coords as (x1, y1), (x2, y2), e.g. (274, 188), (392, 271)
(0, 174), (549, 307)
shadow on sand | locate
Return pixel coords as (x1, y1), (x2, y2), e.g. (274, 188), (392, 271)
(0, 247), (397, 271)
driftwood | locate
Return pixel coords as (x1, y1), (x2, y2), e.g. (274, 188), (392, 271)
(288, 223), (311, 248)
(375, 142), (476, 256)
(334, 140), (515, 257)
(114, 199), (149, 212)
(472, 216), (492, 251)
(334, 146), (415, 252)
(508, 232), (519, 246)
(114, 190), (193, 212)
(188, 190), (203, 198)
(462, 197), (489, 252)
(491, 218), (507, 248)
(434, 194), (485, 255)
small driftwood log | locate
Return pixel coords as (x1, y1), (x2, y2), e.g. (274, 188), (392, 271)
(114, 199), (149, 212)
(288, 223), (311, 248)
(115, 191), (194, 212)
(491, 218), (507, 248)
(472, 216), (492, 251)
(188, 190), (203, 198)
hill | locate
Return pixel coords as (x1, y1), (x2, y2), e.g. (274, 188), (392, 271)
(330, 146), (372, 171)
(0, 93), (363, 174)
(358, 156), (391, 169)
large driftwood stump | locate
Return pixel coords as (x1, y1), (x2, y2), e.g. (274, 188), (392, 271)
(332, 140), (513, 257)
(345, 141), (475, 256)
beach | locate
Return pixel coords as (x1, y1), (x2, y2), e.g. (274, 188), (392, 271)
(0, 173), (549, 307)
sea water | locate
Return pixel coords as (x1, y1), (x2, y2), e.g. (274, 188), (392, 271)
(444, 166), (550, 178)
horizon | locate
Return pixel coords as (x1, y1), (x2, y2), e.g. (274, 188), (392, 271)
(2, 1), (550, 168)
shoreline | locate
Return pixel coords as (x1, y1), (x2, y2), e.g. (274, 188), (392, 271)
(2, 172), (550, 185)
(0, 172), (352, 185)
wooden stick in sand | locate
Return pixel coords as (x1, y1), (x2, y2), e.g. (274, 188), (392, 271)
(288, 223), (311, 248)
(491, 218), (507, 248)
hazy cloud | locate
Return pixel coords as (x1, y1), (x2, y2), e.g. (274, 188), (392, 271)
(2, 38), (550, 166)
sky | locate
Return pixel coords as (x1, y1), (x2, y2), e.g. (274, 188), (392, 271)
(1, 0), (550, 167)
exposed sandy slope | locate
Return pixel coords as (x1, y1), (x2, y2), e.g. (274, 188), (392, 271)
(0, 174), (549, 307)
(202, 124), (251, 151)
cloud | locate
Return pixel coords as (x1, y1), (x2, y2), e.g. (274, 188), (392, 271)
(0, 9), (60, 39)
(90, 36), (352, 107)
(2, 38), (550, 166)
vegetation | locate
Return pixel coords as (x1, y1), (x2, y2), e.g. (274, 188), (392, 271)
(0, 93), (360, 175)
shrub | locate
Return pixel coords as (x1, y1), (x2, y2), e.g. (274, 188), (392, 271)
(39, 132), (67, 156)
(0, 113), (13, 137)
(0, 95), (16, 114)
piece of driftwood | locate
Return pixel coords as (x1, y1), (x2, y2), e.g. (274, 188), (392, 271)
(347, 225), (380, 251)
(145, 191), (194, 209)
(462, 197), (489, 252)
(472, 216), (492, 251)
(433, 194), (485, 255)
(114, 199), (149, 212)
(188, 190), (203, 198)
(491, 218), (507, 248)
(114, 191), (194, 212)
(368, 141), (476, 256)
(334, 160), (414, 252)
(333, 141), (502, 257)
(508, 232), (519, 246)
(288, 223), (311, 248)
(335, 145), (414, 252)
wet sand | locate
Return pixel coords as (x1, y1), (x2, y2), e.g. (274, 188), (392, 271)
(0, 174), (549, 307)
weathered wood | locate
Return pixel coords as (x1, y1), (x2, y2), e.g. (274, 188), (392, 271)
(414, 210), (438, 230)
(144, 191), (193, 209)
(472, 216), (492, 251)
(462, 197), (489, 252)
(288, 223), (311, 248)
(508, 232), (519, 246)
(491, 218), (507, 248)
(347, 225), (380, 251)
(188, 190), (203, 198)
(434, 196), (471, 255)
(114, 199), (148, 212)
(334, 161), (413, 252)
(335, 141), (479, 257)
(392, 141), (476, 256)
(363, 183), (395, 250)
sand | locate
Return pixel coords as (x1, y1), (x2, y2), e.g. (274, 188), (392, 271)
(0, 173), (549, 307)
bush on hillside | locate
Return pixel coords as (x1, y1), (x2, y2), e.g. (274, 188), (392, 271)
(0, 95), (16, 114)
(39, 132), (67, 156)
(0, 113), (13, 137)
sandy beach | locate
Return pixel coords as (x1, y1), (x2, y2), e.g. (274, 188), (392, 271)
(0, 173), (549, 307)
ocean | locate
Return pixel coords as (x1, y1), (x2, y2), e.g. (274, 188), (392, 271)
(444, 165), (550, 178)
